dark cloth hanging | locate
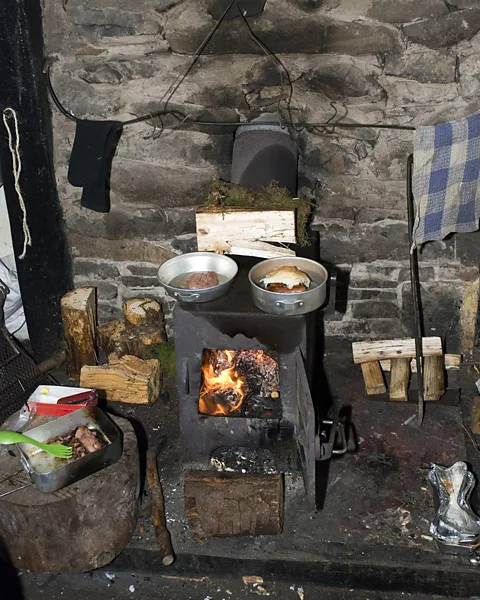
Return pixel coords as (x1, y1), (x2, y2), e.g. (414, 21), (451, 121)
(68, 119), (121, 213)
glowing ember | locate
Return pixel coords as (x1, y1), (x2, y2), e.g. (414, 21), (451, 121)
(199, 350), (245, 416)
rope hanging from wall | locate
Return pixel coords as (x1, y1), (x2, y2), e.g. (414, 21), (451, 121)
(2, 108), (32, 260)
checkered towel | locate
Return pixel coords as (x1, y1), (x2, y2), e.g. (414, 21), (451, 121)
(412, 112), (480, 250)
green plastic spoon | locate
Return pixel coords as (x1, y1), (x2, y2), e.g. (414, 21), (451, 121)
(0, 431), (73, 459)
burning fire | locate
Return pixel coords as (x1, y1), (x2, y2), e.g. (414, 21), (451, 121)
(199, 350), (245, 416)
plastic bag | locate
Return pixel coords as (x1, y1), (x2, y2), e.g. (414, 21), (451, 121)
(0, 254), (29, 340)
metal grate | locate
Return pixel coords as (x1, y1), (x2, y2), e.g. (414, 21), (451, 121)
(0, 328), (44, 425)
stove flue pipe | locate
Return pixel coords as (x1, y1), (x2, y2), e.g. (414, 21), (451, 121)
(231, 114), (298, 195)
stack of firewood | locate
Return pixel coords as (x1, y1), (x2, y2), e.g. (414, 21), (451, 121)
(60, 288), (163, 404)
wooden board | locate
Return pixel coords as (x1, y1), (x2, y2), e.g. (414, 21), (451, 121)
(60, 287), (97, 378)
(352, 337), (443, 364)
(80, 354), (161, 404)
(389, 358), (410, 402)
(184, 470), (283, 540)
(380, 354), (461, 372)
(360, 361), (386, 395)
(424, 355), (445, 401)
(196, 209), (296, 258)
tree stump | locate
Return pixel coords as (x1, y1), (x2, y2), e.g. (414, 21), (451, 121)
(0, 415), (139, 573)
(60, 287), (97, 378)
(97, 319), (164, 360)
(184, 470), (283, 541)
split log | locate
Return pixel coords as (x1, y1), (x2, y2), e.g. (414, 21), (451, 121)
(97, 319), (164, 359)
(123, 298), (162, 327)
(184, 470), (283, 540)
(61, 287), (97, 378)
(360, 361), (386, 395)
(389, 358), (410, 402)
(380, 354), (461, 372)
(352, 337), (442, 364)
(196, 209), (296, 259)
(424, 355), (445, 401)
(80, 355), (161, 404)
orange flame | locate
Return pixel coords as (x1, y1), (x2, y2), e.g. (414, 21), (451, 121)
(199, 350), (245, 416)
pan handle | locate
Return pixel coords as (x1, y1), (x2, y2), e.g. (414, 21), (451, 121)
(275, 300), (305, 310)
(173, 292), (201, 301)
(323, 269), (337, 314)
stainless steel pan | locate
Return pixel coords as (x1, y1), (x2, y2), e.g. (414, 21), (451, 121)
(157, 252), (238, 303)
(249, 257), (329, 315)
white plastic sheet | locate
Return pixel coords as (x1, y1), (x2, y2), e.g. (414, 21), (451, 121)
(0, 254), (29, 340)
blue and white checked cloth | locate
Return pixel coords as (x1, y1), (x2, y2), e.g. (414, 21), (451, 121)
(412, 112), (480, 250)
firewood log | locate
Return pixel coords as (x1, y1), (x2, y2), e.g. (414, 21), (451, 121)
(60, 287), (97, 378)
(80, 355), (161, 404)
(123, 298), (162, 327)
(97, 319), (164, 359)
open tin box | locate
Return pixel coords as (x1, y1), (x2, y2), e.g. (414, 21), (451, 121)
(16, 407), (123, 493)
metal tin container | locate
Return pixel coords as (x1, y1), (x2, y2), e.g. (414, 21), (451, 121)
(157, 252), (238, 303)
(249, 257), (329, 315)
(16, 406), (123, 493)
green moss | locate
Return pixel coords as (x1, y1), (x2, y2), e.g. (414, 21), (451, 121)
(145, 341), (176, 378)
(205, 180), (312, 246)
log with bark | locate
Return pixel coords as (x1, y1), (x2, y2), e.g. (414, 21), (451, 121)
(184, 470), (283, 541)
(80, 354), (161, 404)
(61, 287), (97, 379)
(123, 298), (162, 327)
(97, 319), (164, 360)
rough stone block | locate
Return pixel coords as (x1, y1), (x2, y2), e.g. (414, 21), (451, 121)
(385, 80), (458, 106)
(384, 51), (456, 84)
(171, 234), (198, 254)
(301, 62), (385, 101)
(324, 318), (406, 339)
(164, 1), (402, 56)
(455, 231), (480, 267)
(350, 278), (397, 289)
(298, 135), (362, 176)
(97, 302), (124, 325)
(73, 279), (119, 301)
(68, 233), (175, 264)
(51, 73), (121, 118)
(352, 301), (400, 319)
(110, 159), (221, 207)
(459, 53), (480, 100)
(74, 259), (120, 279)
(436, 265), (479, 282)
(116, 128), (234, 169)
(68, 0), (163, 35)
(367, 0), (447, 23)
(121, 276), (159, 288)
(401, 282), (463, 352)
(403, 10), (480, 49)
(349, 289), (397, 300)
(398, 267), (435, 282)
(126, 265), (160, 277)
(207, 0), (266, 20)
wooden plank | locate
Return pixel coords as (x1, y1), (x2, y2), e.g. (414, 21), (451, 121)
(361, 361), (386, 395)
(424, 355), (445, 401)
(196, 209), (296, 259)
(461, 279), (479, 358)
(184, 470), (283, 540)
(60, 287), (97, 379)
(389, 358), (410, 402)
(471, 396), (480, 435)
(380, 354), (461, 372)
(80, 354), (161, 404)
(352, 337), (442, 364)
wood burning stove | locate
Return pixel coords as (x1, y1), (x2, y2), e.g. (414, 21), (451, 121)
(174, 257), (343, 508)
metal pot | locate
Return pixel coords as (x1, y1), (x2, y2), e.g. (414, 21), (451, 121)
(157, 252), (238, 303)
(248, 257), (329, 315)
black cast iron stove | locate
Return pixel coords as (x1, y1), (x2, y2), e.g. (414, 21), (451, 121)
(174, 256), (341, 508)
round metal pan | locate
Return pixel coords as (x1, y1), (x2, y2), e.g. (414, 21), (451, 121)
(249, 257), (328, 315)
(157, 252), (238, 303)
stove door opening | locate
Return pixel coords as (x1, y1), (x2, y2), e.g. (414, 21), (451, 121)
(199, 349), (282, 418)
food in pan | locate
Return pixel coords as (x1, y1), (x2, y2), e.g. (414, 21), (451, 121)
(260, 266), (311, 293)
(47, 426), (105, 461)
(186, 271), (219, 289)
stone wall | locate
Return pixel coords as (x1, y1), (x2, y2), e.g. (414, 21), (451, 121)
(42, 0), (480, 350)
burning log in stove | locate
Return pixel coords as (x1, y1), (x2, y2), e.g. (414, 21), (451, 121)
(199, 349), (280, 417)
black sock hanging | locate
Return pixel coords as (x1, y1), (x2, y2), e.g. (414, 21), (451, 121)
(68, 119), (121, 213)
